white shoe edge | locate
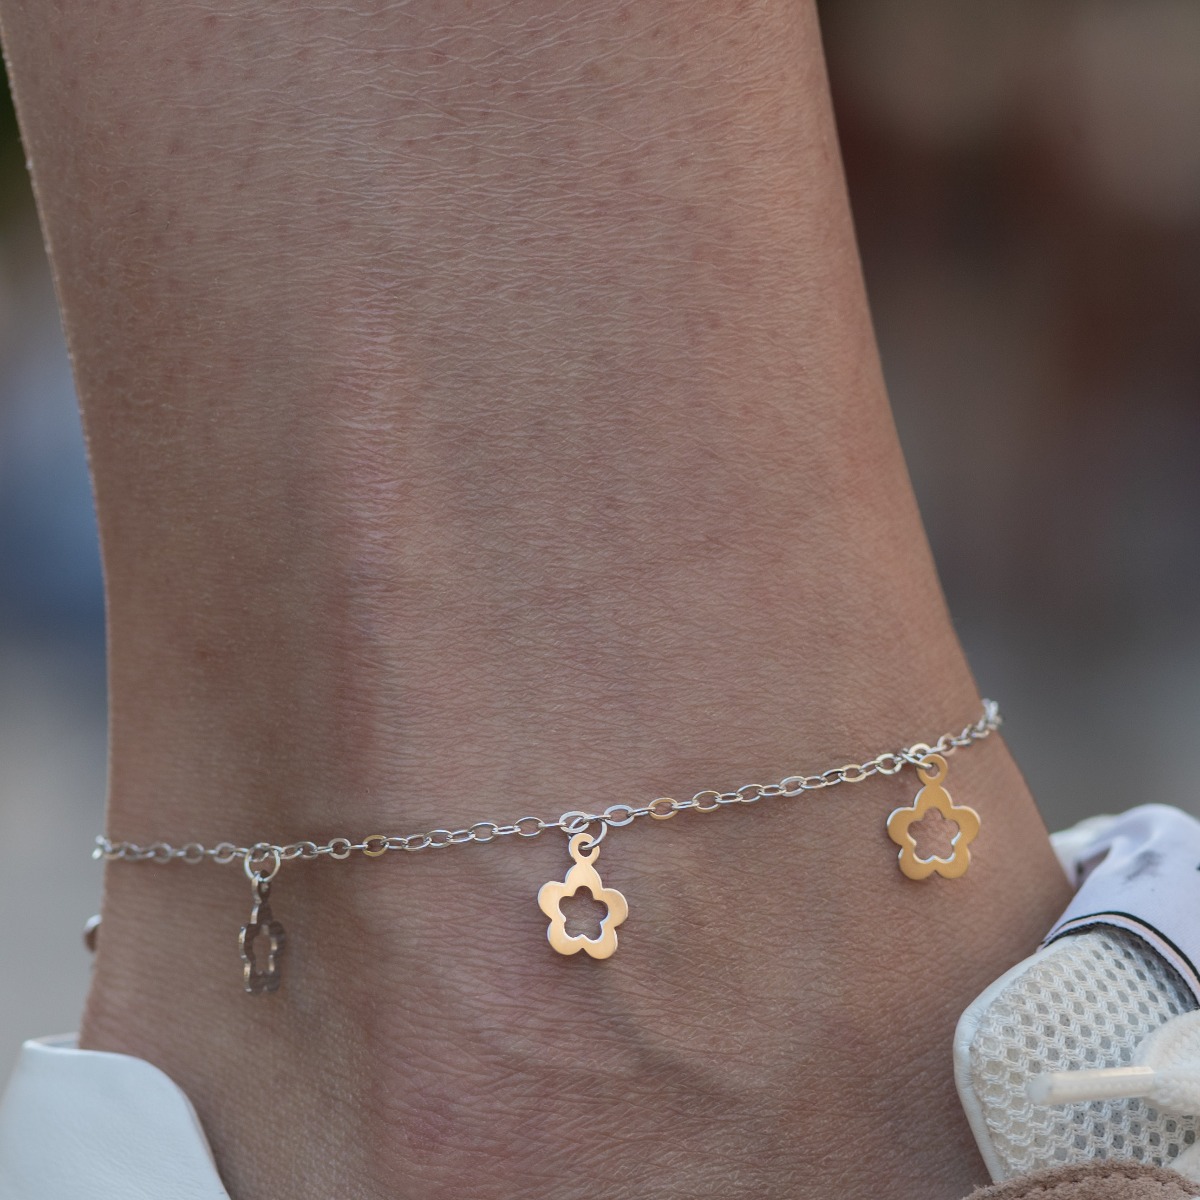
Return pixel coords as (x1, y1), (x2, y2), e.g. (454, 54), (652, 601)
(0, 1034), (231, 1200)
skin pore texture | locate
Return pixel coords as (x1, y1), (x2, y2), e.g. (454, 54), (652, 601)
(0, 2), (1070, 1198)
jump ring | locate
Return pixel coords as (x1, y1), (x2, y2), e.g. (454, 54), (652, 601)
(244, 842), (281, 883)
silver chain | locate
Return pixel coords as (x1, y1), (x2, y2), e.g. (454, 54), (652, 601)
(95, 700), (1000, 870)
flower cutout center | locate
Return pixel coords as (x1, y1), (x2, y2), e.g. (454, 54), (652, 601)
(907, 805), (960, 862)
(559, 886), (610, 940)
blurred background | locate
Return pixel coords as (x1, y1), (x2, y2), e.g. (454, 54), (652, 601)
(1, 0), (1198, 1077)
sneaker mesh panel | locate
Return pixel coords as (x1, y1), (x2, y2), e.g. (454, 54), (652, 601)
(967, 928), (1199, 1178)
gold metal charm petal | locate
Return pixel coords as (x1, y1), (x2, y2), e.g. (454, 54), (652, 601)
(539, 833), (628, 959)
(887, 753), (980, 880)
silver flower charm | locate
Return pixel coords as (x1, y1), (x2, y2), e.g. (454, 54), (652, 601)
(239, 883), (285, 994)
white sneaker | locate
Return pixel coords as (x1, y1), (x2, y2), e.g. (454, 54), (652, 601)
(0, 1035), (230, 1199)
(957, 805), (1200, 1185)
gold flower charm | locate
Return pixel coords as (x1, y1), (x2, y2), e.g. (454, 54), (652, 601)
(886, 753), (980, 880)
(538, 833), (628, 959)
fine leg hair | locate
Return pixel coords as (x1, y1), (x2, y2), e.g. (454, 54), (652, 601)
(0, 2), (1069, 1197)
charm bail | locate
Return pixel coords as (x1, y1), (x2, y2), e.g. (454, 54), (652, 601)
(538, 820), (628, 959)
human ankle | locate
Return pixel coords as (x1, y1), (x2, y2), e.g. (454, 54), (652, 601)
(37, 2), (1076, 1193)
(85, 704), (1070, 1199)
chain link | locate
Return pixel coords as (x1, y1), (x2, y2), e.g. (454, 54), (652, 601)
(94, 700), (1001, 865)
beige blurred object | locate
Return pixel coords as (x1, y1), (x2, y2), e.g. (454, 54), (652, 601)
(823, 0), (1032, 147)
(827, 0), (1200, 221)
(1062, 3), (1200, 221)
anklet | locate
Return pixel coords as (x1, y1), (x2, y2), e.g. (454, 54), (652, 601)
(93, 700), (1000, 993)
